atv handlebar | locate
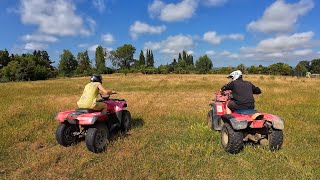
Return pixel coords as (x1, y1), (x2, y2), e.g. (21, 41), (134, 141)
(99, 92), (117, 100)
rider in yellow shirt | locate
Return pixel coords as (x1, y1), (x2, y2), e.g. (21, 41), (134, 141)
(77, 74), (115, 114)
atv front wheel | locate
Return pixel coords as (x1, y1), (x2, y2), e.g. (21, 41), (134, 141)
(85, 124), (109, 153)
(120, 110), (132, 133)
(221, 123), (244, 154)
(55, 122), (80, 147)
(269, 128), (283, 151)
(207, 110), (213, 130)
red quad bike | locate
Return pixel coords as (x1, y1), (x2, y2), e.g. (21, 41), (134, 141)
(207, 90), (284, 154)
(55, 94), (131, 153)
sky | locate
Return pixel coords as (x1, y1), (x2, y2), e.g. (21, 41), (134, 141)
(0, 0), (319, 67)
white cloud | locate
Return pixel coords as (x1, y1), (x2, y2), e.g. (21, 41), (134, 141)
(318, 51), (320, 54)
(148, 0), (198, 22)
(205, 50), (216, 56)
(266, 52), (284, 58)
(239, 31), (319, 62)
(20, 0), (95, 36)
(22, 34), (58, 42)
(247, 0), (314, 33)
(144, 34), (193, 54)
(202, 0), (228, 6)
(93, 0), (106, 13)
(144, 42), (162, 51)
(101, 33), (115, 44)
(25, 42), (48, 50)
(88, 44), (99, 52)
(78, 43), (89, 48)
(293, 49), (313, 56)
(87, 45), (112, 53)
(148, 0), (165, 18)
(220, 50), (231, 56)
(203, 31), (244, 45)
(255, 31), (314, 53)
(187, 50), (194, 55)
(129, 21), (166, 39)
(228, 53), (239, 59)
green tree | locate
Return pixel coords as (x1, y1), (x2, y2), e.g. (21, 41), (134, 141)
(236, 64), (246, 73)
(145, 49), (154, 67)
(58, 50), (78, 77)
(295, 63), (308, 76)
(248, 65), (259, 74)
(139, 50), (145, 66)
(268, 62), (292, 75)
(76, 50), (92, 75)
(195, 55), (213, 74)
(310, 59), (320, 73)
(297, 60), (311, 71)
(110, 44), (136, 69)
(0, 49), (10, 69)
(150, 50), (154, 67)
(182, 50), (187, 62)
(186, 54), (194, 66)
(95, 45), (106, 74)
(178, 53), (182, 62)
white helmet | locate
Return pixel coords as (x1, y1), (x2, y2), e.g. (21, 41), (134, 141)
(227, 70), (242, 81)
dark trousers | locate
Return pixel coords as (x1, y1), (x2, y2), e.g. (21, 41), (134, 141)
(227, 100), (255, 112)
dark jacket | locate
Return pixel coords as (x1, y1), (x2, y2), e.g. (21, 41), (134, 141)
(221, 78), (261, 105)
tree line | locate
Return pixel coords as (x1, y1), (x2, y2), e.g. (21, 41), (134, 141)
(1, 44), (320, 82)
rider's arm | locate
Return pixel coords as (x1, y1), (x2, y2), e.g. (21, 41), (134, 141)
(221, 82), (233, 91)
(252, 84), (262, 94)
(97, 84), (113, 95)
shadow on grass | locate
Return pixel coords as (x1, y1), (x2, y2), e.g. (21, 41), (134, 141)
(131, 118), (145, 129)
(109, 118), (145, 140)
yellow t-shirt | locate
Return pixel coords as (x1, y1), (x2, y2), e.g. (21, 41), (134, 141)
(77, 82), (101, 108)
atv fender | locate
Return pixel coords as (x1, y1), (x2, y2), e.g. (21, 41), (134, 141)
(209, 103), (223, 131)
(271, 116), (284, 130)
(115, 111), (123, 123)
(221, 114), (248, 130)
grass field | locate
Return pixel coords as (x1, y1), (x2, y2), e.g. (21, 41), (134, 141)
(0, 74), (319, 179)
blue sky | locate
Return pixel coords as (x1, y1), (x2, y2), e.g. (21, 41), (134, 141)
(0, 0), (319, 67)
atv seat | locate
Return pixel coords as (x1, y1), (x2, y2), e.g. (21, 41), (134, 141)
(76, 108), (101, 113)
(234, 109), (257, 115)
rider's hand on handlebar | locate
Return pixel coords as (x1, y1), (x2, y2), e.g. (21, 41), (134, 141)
(107, 90), (117, 95)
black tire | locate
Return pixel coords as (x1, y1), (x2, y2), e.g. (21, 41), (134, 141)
(269, 128), (283, 151)
(221, 123), (244, 154)
(207, 110), (213, 130)
(55, 122), (80, 147)
(121, 110), (132, 133)
(85, 124), (109, 153)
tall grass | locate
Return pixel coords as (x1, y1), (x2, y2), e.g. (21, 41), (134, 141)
(0, 74), (319, 179)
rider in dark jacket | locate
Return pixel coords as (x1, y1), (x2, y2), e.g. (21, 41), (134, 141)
(221, 70), (261, 113)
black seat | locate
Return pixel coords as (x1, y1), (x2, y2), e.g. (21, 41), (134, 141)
(76, 108), (101, 113)
(234, 109), (257, 114)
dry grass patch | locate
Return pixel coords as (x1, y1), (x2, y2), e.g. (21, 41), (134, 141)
(0, 74), (319, 179)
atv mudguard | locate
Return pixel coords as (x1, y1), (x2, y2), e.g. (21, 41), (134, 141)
(115, 111), (123, 124)
(221, 114), (248, 130)
(267, 115), (284, 130)
(209, 103), (223, 130)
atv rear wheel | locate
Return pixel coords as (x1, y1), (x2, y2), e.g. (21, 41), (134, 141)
(269, 128), (283, 151)
(207, 110), (213, 130)
(85, 124), (109, 153)
(221, 123), (244, 154)
(120, 110), (132, 133)
(55, 122), (80, 147)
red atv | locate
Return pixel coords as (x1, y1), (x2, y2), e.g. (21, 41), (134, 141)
(55, 94), (131, 153)
(207, 90), (284, 154)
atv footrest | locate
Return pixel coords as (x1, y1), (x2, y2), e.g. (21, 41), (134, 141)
(234, 109), (257, 114)
(76, 108), (101, 113)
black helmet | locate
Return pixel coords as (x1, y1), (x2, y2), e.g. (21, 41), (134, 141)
(90, 74), (102, 83)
